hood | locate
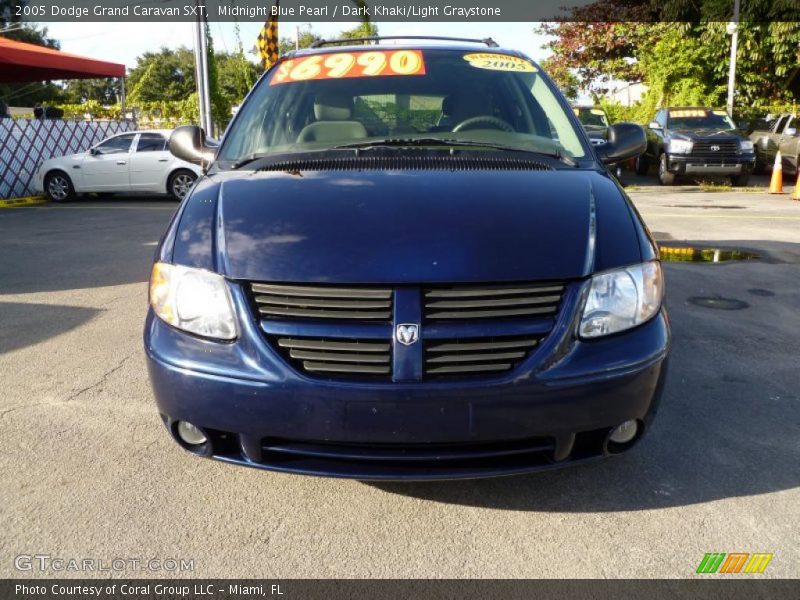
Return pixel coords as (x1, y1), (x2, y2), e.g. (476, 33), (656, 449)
(668, 128), (746, 141)
(170, 168), (645, 284)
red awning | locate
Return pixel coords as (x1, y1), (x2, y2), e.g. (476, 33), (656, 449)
(0, 37), (125, 83)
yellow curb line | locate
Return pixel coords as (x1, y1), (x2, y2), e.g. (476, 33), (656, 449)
(0, 195), (49, 208)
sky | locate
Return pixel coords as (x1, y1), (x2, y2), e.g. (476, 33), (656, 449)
(41, 21), (552, 68)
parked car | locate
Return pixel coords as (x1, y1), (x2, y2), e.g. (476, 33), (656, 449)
(573, 105), (610, 146)
(145, 38), (669, 480)
(637, 107), (755, 186)
(748, 112), (800, 175)
(36, 129), (203, 202)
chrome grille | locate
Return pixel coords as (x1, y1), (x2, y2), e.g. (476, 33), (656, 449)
(251, 280), (568, 381)
(425, 336), (542, 376)
(275, 337), (391, 376)
(252, 283), (392, 321)
(690, 140), (739, 158)
(424, 283), (565, 320)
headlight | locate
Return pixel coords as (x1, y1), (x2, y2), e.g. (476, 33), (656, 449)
(740, 140), (754, 152)
(667, 139), (693, 154)
(149, 262), (237, 340)
(579, 261), (664, 339)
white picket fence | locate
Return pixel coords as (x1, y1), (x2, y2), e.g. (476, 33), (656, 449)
(0, 119), (137, 199)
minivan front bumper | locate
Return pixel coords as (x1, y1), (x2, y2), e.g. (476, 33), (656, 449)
(144, 281), (670, 480)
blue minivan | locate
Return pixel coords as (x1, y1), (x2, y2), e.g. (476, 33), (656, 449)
(144, 38), (670, 480)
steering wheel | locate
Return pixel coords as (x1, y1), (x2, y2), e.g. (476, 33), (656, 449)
(452, 115), (515, 133)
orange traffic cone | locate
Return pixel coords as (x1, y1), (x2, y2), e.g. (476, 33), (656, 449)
(792, 170), (800, 200)
(769, 151), (784, 194)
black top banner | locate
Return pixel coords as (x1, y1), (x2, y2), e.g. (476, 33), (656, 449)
(8, 0), (800, 22)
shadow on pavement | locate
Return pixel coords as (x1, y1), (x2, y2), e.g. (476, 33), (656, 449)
(0, 198), (176, 294)
(369, 241), (800, 511)
(0, 302), (101, 355)
(617, 169), (771, 189)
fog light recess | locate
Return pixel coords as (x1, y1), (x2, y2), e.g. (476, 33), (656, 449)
(176, 421), (208, 446)
(605, 420), (642, 454)
(610, 420), (638, 444)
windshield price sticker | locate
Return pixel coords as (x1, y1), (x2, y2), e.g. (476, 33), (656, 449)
(670, 109), (708, 118)
(270, 50), (426, 85)
(463, 53), (537, 72)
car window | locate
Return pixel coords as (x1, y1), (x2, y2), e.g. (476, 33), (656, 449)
(352, 94), (444, 136)
(666, 109), (735, 131)
(574, 108), (609, 129)
(95, 134), (135, 155)
(774, 115), (789, 133)
(219, 48), (588, 166)
(136, 133), (167, 152)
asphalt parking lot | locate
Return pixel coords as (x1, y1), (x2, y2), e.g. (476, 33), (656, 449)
(1, 176), (799, 579)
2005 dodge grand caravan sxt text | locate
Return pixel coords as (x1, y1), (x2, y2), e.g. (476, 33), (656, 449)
(145, 38), (670, 480)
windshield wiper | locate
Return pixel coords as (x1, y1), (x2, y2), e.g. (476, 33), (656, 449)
(230, 153), (270, 169)
(333, 138), (577, 166)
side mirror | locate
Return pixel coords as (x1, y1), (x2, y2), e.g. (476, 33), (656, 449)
(648, 121), (661, 130)
(89, 147), (99, 156)
(169, 125), (218, 171)
(595, 122), (647, 165)
(785, 127), (797, 137)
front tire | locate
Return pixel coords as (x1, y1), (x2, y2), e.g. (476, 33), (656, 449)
(44, 171), (75, 202)
(658, 154), (676, 186)
(168, 169), (197, 201)
(731, 173), (751, 187)
(634, 154), (650, 175)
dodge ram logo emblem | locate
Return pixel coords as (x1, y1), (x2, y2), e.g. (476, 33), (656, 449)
(710, 144), (720, 151)
(395, 324), (419, 346)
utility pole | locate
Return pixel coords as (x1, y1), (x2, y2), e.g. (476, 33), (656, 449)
(726, 0), (741, 118)
(193, 0), (213, 134)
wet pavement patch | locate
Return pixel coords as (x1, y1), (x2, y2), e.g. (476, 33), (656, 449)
(667, 204), (746, 210)
(659, 245), (760, 263)
(688, 296), (750, 310)
(748, 288), (775, 297)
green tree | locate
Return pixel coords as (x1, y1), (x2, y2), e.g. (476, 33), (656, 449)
(126, 47), (196, 103)
(205, 24), (229, 129)
(217, 53), (261, 104)
(61, 78), (121, 104)
(277, 28), (323, 57)
(540, 15), (800, 120)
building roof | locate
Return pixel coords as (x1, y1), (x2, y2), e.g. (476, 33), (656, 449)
(0, 36), (126, 83)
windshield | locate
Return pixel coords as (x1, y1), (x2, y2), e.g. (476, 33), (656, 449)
(575, 107), (609, 129)
(667, 109), (736, 130)
(218, 48), (587, 166)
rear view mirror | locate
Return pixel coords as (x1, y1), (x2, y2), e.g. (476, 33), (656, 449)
(169, 125), (218, 171)
(595, 123), (647, 165)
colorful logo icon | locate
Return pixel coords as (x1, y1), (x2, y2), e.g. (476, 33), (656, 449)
(696, 553), (773, 574)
